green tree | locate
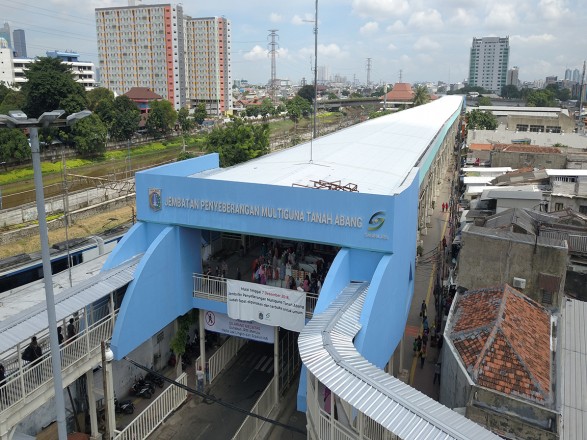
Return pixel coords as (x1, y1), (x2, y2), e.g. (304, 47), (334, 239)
(145, 100), (177, 138)
(193, 103), (207, 125)
(0, 89), (25, 115)
(327, 92), (338, 100)
(500, 85), (520, 99)
(178, 107), (194, 134)
(71, 113), (108, 156)
(110, 95), (140, 141)
(86, 87), (114, 111)
(259, 98), (275, 118)
(245, 105), (260, 117)
(412, 85), (430, 107)
(467, 109), (498, 130)
(206, 119), (269, 167)
(21, 57), (87, 118)
(286, 95), (312, 123)
(0, 128), (31, 163)
(477, 96), (492, 106)
(297, 84), (315, 104)
(370, 86), (385, 97)
(341, 90), (350, 97)
(0, 82), (11, 104)
(447, 85), (489, 95)
(526, 89), (556, 107)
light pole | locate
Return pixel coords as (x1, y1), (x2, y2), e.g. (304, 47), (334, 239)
(0, 109), (91, 440)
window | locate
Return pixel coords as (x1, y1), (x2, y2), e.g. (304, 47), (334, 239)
(580, 205), (587, 215)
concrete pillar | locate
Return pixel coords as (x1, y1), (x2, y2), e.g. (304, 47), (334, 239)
(101, 342), (115, 440)
(273, 326), (279, 403)
(199, 309), (206, 382)
(86, 371), (101, 440)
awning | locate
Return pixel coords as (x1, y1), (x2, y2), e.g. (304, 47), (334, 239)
(0, 255), (142, 354)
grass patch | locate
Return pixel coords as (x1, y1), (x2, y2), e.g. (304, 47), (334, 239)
(0, 159), (92, 185)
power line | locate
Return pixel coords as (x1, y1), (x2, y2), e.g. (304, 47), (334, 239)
(123, 356), (306, 435)
(0, 0), (95, 25)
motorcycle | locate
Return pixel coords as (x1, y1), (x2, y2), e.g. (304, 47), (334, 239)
(135, 376), (156, 394)
(145, 372), (164, 388)
(129, 381), (152, 399)
(114, 397), (135, 414)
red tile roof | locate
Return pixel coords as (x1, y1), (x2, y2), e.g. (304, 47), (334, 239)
(493, 144), (562, 154)
(123, 87), (163, 100)
(449, 285), (552, 404)
(468, 143), (493, 151)
(381, 82), (414, 101)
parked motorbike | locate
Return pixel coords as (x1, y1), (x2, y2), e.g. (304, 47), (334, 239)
(114, 397), (135, 414)
(135, 376), (156, 394)
(145, 372), (164, 388)
(129, 381), (152, 399)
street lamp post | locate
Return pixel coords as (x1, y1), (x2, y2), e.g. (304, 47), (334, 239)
(0, 109), (91, 440)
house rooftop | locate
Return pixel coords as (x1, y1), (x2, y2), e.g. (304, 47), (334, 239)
(447, 284), (553, 405)
(123, 87), (163, 101)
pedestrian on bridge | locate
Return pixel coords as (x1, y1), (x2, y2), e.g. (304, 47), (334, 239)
(196, 365), (205, 393)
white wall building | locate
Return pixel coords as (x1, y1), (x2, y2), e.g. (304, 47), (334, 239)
(468, 36), (509, 94)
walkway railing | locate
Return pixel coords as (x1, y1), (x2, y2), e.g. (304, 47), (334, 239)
(232, 378), (278, 440)
(193, 274), (318, 318)
(195, 336), (248, 384)
(113, 373), (188, 440)
(0, 311), (117, 414)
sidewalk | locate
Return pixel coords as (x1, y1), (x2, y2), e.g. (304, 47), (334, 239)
(394, 158), (456, 400)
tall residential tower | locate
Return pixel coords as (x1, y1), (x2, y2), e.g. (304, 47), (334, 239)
(468, 36), (509, 94)
(95, 4), (231, 114)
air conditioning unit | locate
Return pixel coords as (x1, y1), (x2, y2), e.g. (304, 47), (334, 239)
(513, 277), (526, 289)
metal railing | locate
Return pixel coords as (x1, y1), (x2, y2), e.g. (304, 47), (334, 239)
(0, 311), (117, 413)
(113, 372), (188, 440)
(231, 378), (278, 440)
(195, 336), (248, 385)
(193, 273), (318, 318)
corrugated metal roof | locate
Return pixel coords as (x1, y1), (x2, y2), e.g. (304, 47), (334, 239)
(0, 255), (141, 354)
(560, 298), (587, 440)
(194, 96), (463, 196)
(299, 282), (501, 440)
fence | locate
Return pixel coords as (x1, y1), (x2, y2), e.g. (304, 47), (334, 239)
(0, 311), (116, 413)
(194, 336), (248, 385)
(231, 378), (278, 440)
(113, 373), (188, 440)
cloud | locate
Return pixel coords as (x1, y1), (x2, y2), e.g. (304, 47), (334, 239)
(511, 33), (556, 44)
(299, 43), (348, 59)
(388, 43), (397, 51)
(407, 9), (443, 30)
(360, 21), (379, 35)
(448, 8), (478, 26)
(538, 0), (570, 20)
(485, 3), (517, 27)
(244, 45), (268, 61)
(291, 13), (314, 25)
(386, 20), (406, 33)
(269, 13), (283, 23)
(351, 0), (409, 19)
(413, 36), (440, 51)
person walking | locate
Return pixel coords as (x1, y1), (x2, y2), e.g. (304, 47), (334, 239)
(67, 318), (76, 342)
(23, 336), (42, 363)
(196, 365), (205, 393)
(433, 363), (441, 384)
(57, 326), (64, 345)
(419, 346), (427, 369)
(420, 300), (427, 319)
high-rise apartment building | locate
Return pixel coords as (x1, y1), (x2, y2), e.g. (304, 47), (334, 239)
(96, 4), (186, 110)
(573, 68), (580, 83)
(564, 68), (572, 81)
(184, 16), (232, 114)
(12, 29), (27, 58)
(95, 4), (231, 114)
(468, 36), (509, 93)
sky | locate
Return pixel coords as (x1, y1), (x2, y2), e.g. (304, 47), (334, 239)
(2, 0), (586, 86)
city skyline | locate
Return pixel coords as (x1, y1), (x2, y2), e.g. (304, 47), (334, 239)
(1, 0), (586, 86)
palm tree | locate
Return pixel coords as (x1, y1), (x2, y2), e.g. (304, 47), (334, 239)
(412, 85), (431, 107)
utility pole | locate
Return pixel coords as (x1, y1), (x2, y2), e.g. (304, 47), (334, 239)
(579, 60), (586, 134)
(312, 0), (318, 141)
(399, 69), (403, 83)
(61, 146), (72, 287)
(267, 29), (279, 101)
(366, 58), (372, 88)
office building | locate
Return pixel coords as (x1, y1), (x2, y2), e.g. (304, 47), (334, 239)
(184, 16), (232, 114)
(0, 22), (11, 50)
(565, 68), (572, 81)
(573, 68), (580, 83)
(11, 50), (96, 91)
(506, 66), (519, 88)
(12, 29), (27, 58)
(96, 4), (231, 115)
(468, 36), (509, 93)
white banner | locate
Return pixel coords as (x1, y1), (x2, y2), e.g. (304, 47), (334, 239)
(226, 280), (306, 332)
(204, 310), (274, 343)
